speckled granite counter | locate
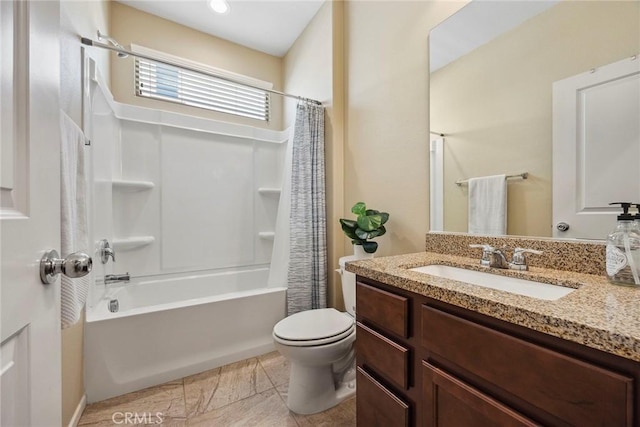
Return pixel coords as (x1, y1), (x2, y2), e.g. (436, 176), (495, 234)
(346, 251), (640, 362)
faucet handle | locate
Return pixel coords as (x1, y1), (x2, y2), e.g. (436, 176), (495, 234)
(469, 244), (495, 251)
(469, 244), (495, 266)
(511, 247), (543, 270)
(98, 239), (115, 264)
(513, 247), (543, 256)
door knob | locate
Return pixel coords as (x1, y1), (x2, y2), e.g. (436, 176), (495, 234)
(40, 250), (93, 284)
(556, 222), (570, 232)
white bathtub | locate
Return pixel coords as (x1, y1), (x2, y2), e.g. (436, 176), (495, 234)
(84, 267), (286, 403)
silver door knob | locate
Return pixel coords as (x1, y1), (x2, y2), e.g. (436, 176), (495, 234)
(40, 249), (93, 284)
(556, 222), (570, 232)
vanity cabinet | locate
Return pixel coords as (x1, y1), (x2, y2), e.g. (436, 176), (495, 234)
(356, 276), (640, 427)
(356, 281), (413, 427)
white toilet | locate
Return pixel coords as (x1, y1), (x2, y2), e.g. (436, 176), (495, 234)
(272, 255), (362, 415)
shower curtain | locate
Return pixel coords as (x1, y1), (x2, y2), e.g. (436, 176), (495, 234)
(269, 102), (327, 315)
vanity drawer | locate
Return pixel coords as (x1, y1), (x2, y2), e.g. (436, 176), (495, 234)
(422, 304), (634, 427)
(357, 367), (409, 427)
(357, 322), (409, 389)
(356, 282), (409, 338)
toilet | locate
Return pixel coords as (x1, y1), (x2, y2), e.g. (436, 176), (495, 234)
(272, 255), (363, 415)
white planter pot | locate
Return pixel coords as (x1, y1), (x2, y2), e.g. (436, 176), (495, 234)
(353, 244), (375, 260)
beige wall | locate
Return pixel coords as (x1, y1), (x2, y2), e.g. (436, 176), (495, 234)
(432, 1), (640, 237)
(283, 1), (345, 309)
(110, 1), (284, 130)
(344, 1), (465, 257)
(60, 1), (111, 424)
(61, 316), (85, 426)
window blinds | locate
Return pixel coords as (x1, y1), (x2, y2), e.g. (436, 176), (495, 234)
(135, 58), (270, 121)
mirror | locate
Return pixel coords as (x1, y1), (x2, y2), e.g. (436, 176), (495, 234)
(429, 0), (639, 238)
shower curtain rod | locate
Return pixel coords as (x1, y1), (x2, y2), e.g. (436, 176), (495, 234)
(80, 37), (323, 106)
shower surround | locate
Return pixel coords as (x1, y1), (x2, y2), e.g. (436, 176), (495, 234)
(83, 58), (288, 402)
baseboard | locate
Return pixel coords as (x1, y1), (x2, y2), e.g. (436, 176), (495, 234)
(68, 394), (87, 427)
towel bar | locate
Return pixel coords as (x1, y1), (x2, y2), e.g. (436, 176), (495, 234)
(456, 172), (528, 186)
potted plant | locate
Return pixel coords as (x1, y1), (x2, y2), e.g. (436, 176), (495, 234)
(339, 202), (390, 255)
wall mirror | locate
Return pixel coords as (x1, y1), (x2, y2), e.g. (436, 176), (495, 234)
(429, 0), (639, 239)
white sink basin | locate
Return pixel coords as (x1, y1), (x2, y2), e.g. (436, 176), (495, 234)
(410, 264), (575, 301)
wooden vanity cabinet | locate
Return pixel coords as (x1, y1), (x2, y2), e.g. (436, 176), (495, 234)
(356, 281), (416, 426)
(356, 276), (640, 427)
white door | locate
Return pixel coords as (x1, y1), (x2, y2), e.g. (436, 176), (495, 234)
(1, 1), (62, 425)
(553, 55), (640, 240)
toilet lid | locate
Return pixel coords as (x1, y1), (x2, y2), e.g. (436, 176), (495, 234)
(273, 308), (354, 342)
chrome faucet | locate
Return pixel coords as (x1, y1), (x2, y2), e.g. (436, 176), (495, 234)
(105, 273), (130, 285)
(489, 248), (510, 269)
(470, 245), (542, 271)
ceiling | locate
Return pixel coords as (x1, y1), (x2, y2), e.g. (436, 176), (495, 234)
(116, 0), (325, 57)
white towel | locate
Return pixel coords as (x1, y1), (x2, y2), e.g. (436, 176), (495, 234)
(60, 112), (90, 329)
(468, 174), (507, 235)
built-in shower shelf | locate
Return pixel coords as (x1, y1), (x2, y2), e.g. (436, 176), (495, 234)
(258, 187), (281, 196)
(112, 180), (155, 192)
(112, 236), (155, 250)
(258, 232), (275, 240)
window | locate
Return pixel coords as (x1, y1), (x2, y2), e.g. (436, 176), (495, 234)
(133, 46), (271, 122)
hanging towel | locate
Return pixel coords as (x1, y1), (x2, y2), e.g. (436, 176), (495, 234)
(468, 174), (507, 235)
(60, 112), (90, 329)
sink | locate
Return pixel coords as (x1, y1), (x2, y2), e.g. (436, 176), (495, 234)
(410, 264), (575, 301)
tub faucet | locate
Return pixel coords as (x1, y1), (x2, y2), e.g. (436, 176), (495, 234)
(105, 273), (130, 285)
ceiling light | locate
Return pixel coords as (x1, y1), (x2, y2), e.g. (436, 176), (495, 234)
(208, 0), (230, 14)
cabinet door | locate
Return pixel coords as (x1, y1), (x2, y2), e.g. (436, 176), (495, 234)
(357, 367), (410, 427)
(423, 362), (539, 427)
(422, 304), (634, 426)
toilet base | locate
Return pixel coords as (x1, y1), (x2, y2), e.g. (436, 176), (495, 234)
(286, 362), (356, 415)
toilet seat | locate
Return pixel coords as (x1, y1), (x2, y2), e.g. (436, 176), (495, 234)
(273, 308), (355, 347)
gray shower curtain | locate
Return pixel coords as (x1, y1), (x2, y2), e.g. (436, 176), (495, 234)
(287, 102), (327, 315)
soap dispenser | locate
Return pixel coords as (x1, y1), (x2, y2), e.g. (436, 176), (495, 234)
(606, 202), (640, 286)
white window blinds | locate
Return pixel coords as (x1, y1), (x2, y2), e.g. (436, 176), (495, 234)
(135, 58), (271, 122)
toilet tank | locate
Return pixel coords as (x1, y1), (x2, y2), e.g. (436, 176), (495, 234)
(339, 255), (369, 317)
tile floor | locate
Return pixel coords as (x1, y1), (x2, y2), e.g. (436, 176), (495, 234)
(78, 351), (356, 426)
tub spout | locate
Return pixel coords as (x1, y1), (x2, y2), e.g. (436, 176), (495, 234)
(105, 273), (130, 285)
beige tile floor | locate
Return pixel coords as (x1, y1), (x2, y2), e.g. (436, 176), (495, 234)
(78, 351), (356, 426)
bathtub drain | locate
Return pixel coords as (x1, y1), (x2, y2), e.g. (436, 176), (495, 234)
(108, 299), (119, 313)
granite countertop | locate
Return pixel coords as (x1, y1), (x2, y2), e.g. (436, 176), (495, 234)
(346, 251), (640, 362)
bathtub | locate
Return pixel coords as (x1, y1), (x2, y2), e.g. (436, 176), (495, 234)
(84, 267), (286, 403)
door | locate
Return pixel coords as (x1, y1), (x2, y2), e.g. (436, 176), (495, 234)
(1, 1), (62, 425)
(422, 362), (537, 427)
(553, 55), (640, 239)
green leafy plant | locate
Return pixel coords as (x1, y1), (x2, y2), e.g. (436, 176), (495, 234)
(339, 202), (390, 254)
